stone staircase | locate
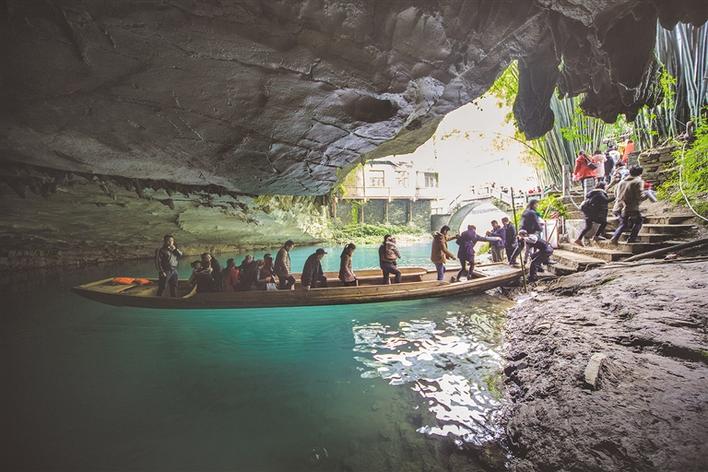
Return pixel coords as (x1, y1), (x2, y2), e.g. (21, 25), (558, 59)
(547, 144), (702, 276)
(551, 212), (698, 276)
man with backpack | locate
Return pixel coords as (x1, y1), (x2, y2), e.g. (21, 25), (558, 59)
(379, 235), (402, 284)
(574, 182), (611, 246)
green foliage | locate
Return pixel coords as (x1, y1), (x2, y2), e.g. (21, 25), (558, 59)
(486, 23), (708, 188)
(536, 193), (569, 219)
(487, 62), (610, 187)
(487, 62), (519, 123)
(657, 121), (708, 216)
(253, 195), (319, 214)
(331, 223), (426, 245)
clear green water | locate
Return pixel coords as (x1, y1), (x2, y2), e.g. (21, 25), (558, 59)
(1, 244), (510, 472)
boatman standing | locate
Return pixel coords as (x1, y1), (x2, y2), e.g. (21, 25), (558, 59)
(155, 234), (183, 297)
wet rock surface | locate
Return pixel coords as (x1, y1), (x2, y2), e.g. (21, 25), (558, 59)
(2, 1), (706, 194)
(0, 177), (329, 272)
(502, 261), (708, 472)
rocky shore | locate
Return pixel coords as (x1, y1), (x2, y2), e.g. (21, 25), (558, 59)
(502, 260), (708, 472)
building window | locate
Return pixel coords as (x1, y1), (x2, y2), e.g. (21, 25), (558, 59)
(395, 170), (409, 187)
(368, 170), (385, 188)
(424, 172), (439, 188)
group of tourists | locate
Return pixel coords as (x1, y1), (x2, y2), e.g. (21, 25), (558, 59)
(573, 139), (654, 246)
(154, 198), (562, 296)
(573, 140), (635, 196)
(575, 164), (651, 246)
(429, 198), (554, 284)
(154, 233), (408, 296)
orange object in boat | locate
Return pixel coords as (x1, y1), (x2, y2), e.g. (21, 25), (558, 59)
(134, 278), (152, 286)
(112, 277), (136, 285)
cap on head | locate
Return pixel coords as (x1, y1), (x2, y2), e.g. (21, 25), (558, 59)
(264, 253), (273, 260)
(315, 248), (327, 255)
(527, 234), (539, 244)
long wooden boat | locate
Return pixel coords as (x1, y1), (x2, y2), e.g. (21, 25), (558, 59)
(72, 264), (522, 309)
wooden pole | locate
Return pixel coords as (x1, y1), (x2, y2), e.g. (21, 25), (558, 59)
(623, 238), (708, 262)
(511, 187), (528, 292)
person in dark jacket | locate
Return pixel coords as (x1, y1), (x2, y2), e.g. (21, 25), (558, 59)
(155, 234), (183, 297)
(238, 255), (258, 291)
(520, 200), (542, 235)
(510, 231), (554, 282)
(525, 233), (554, 282)
(379, 235), (402, 284)
(209, 253), (223, 291)
(455, 225), (498, 280)
(302, 248), (328, 290)
(603, 149), (615, 184)
(574, 181), (612, 246)
(189, 260), (214, 293)
(501, 217), (517, 263)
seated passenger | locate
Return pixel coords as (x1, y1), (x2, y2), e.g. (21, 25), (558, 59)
(199, 253), (221, 291)
(275, 240), (296, 290)
(223, 258), (240, 292)
(238, 256), (259, 291)
(189, 260), (214, 293)
(256, 254), (277, 290)
(301, 248), (328, 290)
(338, 243), (358, 286)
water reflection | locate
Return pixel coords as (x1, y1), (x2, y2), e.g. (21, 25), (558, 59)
(352, 303), (505, 446)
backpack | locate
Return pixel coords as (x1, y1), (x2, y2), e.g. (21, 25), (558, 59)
(384, 243), (398, 261)
(580, 197), (595, 215)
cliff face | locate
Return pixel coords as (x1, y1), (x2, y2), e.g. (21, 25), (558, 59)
(1, 0), (706, 196)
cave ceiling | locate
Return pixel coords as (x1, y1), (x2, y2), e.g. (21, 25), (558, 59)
(1, 0), (706, 195)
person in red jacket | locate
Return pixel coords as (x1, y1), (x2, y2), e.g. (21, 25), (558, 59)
(573, 150), (597, 196)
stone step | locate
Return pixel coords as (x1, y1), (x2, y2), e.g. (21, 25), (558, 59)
(585, 239), (672, 254)
(606, 214), (695, 225)
(558, 243), (632, 262)
(602, 232), (681, 243)
(551, 249), (606, 270)
(637, 224), (697, 235)
(548, 263), (580, 276)
(568, 214), (694, 226)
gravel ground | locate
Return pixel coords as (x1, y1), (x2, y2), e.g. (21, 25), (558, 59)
(502, 260), (708, 472)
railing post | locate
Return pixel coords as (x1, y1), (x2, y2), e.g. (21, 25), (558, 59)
(562, 164), (567, 196)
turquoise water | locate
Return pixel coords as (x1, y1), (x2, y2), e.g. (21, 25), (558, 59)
(1, 243), (510, 472)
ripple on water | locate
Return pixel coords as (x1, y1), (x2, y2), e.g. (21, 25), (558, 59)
(352, 306), (505, 446)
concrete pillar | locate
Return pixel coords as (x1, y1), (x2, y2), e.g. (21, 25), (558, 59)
(384, 200), (389, 223)
(407, 199), (413, 225)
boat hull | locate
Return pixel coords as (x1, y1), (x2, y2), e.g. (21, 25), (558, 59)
(72, 265), (522, 310)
